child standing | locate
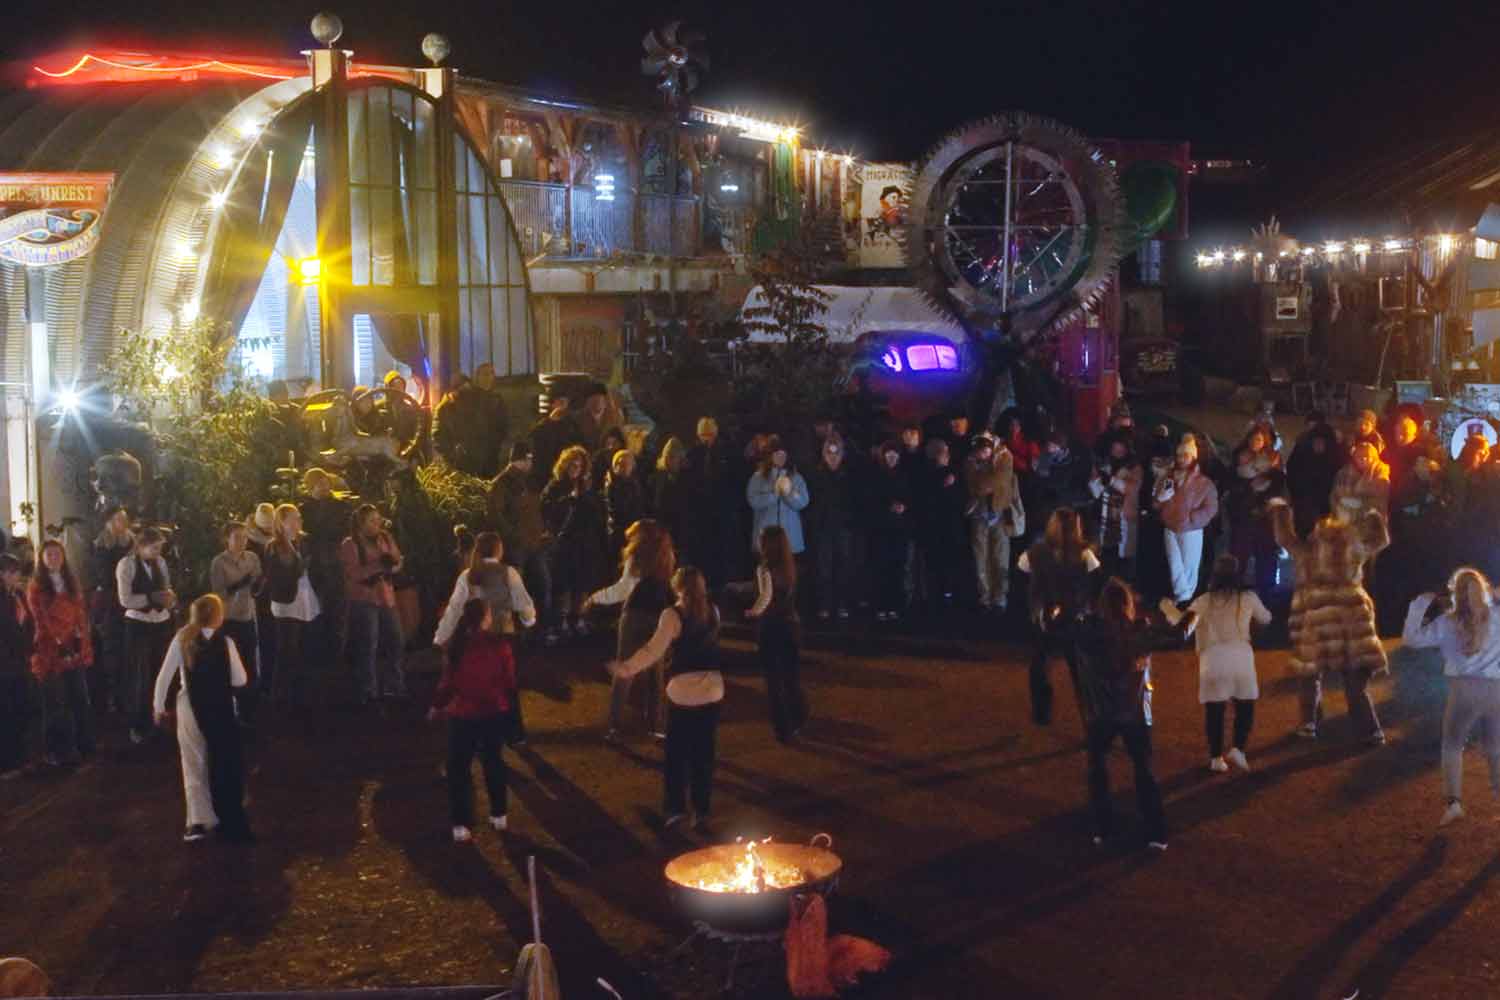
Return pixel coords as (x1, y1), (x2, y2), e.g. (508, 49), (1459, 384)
(430, 600), (519, 843)
(1166, 554), (1271, 774)
(746, 525), (808, 743)
(153, 594), (253, 843)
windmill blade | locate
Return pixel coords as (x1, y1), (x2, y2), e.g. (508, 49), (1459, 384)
(642, 29), (667, 57)
(658, 20), (681, 46)
(641, 55), (668, 75)
(687, 46), (710, 71)
(682, 65), (700, 94)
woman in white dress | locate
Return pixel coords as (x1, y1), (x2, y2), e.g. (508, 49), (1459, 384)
(1167, 553), (1271, 773)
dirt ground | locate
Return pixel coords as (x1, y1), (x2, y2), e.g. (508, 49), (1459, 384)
(1, 617), (1496, 1000)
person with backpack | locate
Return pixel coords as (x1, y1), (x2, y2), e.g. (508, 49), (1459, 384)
(606, 567), (724, 831)
(152, 594), (253, 843)
(747, 525), (808, 743)
(430, 599), (521, 843)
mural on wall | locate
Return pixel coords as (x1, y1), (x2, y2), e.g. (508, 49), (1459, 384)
(859, 162), (911, 268)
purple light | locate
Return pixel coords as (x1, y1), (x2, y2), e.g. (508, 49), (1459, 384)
(934, 345), (959, 370)
(907, 344), (939, 371)
(880, 347), (903, 372)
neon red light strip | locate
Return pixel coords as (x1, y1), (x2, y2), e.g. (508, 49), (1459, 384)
(33, 53), (297, 81)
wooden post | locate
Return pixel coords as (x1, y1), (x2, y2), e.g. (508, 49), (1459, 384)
(421, 65), (459, 396)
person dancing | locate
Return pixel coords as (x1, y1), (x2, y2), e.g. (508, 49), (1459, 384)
(153, 594), (253, 843)
(1402, 568), (1500, 826)
(585, 520), (674, 743)
(606, 567), (723, 831)
(746, 525), (808, 743)
(1019, 508), (1101, 727)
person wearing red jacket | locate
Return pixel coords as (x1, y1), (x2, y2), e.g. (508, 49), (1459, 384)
(29, 540), (94, 766)
(429, 599), (517, 843)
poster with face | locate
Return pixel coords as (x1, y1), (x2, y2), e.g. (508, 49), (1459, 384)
(859, 162), (912, 268)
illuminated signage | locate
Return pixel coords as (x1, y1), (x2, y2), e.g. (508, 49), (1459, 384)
(0, 172), (113, 267)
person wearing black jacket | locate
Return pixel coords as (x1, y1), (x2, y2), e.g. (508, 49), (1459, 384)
(651, 437), (692, 548)
(682, 418), (735, 590)
(804, 436), (859, 620)
(871, 441), (912, 621)
(528, 397), (585, 491)
(540, 445), (607, 642)
(604, 449), (648, 564)
(918, 438), (968, 608)
(1286, 415), (1345, 539)
(0, 555), (33, 778)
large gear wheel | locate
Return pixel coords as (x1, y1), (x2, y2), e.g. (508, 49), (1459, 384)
(907, 112), (1127, 341)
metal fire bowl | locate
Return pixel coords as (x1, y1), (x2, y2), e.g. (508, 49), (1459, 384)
(664, 836), (843, 935)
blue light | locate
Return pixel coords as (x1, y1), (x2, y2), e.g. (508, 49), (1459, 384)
(880, 347), (903, 372)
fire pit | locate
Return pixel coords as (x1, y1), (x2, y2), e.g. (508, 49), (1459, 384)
(665, 834), (842, 936)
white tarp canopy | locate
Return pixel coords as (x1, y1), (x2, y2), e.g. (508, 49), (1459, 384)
(740, 285), (968, 345)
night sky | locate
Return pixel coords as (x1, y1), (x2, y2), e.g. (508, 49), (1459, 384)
(6, 0), (1500, 237)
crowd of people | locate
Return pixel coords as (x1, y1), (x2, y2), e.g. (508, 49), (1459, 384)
(7, 366), (1500, 850)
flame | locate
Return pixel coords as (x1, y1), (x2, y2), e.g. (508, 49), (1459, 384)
(691, 837), (806, 894)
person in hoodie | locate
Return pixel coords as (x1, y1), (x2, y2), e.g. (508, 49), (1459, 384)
(1152, 437), (1219, 606)
(1286, 414), (1346, 539)
(804, 435), (858, 620)
(430, 600), (520, 843)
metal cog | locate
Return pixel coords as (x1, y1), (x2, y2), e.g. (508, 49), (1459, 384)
(905, 111), (1127, 342)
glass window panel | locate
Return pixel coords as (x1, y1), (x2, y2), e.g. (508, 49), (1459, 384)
(415, 190), (438, 285)
(906, 344), (939, 371)
(470, 289), (491, 367)
(367, 87), (393, 187)
(413, 97), (436, 189)
(487, 196), (509, 285)
(935, 344), (959, 370)
(490, 288), (508, 374)
(454, 134), (468, 192)
(350, 188), (371, 286)
(456, 194), (469, 285)
(458, 294), (472, 374)
(509, 292), (530, 373)
(371, 187), (396, 286)
(509, 232), (525, 288)
(347, 90), (368, 184)
(467, 148), (486, 196)
(466, 195), (488, 287)
(392, 89), (414, 132)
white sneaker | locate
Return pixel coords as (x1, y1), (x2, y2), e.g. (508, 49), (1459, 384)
(1208, 756), (1229, 773)
(1440, 801), (1465, 827)
(1147, 841), (1169, 852)
(1295, 723), (1318, 740)
(1226, 748), (1251, 773)
(489, 815), (507, 832)
(452, 825), (473, 843)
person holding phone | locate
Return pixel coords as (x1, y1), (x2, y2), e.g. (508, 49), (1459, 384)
(340, 504), (407, 705)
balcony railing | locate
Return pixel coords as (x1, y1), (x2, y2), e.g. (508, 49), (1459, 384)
(497, 180), (703, 260)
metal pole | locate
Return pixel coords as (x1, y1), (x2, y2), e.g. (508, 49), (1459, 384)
(999, 140), (1014, 313)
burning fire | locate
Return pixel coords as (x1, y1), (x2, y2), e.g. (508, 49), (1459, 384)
(691, 837), (806, 894)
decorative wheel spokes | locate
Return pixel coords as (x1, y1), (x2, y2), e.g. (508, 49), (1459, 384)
(936, 143), (1088, 314)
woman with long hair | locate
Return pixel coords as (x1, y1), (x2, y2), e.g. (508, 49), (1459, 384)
(90, 505), (134, 714)
(1331, 441), (1390, 524)
(606, 567), (723, 830)
(1226, 427), (1286, 603)
(1066, 577), (1195, 851)
(117, 527), (177, 744)
(586, 520), (675, 742)
(28, 540), (94, 767)
(433, 532), (536, 744)
(152, 594), (253, 843)
(210, 521), (262, 726)
(541, 444), (607, 643)
(605, 449), (648, 563)
(1018, 507), (1101, 726)
(1403, 568), (1500, 826)
(746, 436), (810, 560)
(747, 525), (808, 742)
(430, 599), (520, 842)
(265, 504), (320, 706)
(1174, 554), (1272, 773)
(339, 504), (408, 704)
(652, 436), (691, 546)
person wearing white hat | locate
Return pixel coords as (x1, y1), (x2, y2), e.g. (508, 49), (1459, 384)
(1153, 437), (1219, 605)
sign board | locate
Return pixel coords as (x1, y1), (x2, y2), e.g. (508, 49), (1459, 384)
(858, 162), (911, 268)
(0, 172), (113, 267)
(1275, 296), (1299, 319)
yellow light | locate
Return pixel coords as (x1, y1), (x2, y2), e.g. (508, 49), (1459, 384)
(208, 190), (228, 210)
(1232, 250), (1247, 262)
(208, 144), (233, 170)
(296, 257), (322, 284)
(1352, 242), (1371, 254)
(161, 362), (183, 383)
(1440, 234), (1455, 253)
(1279, 250), (1292, 258)
(176, 238), (198, 261)
(236, 119), (263, 139)
(178, 299), (200, 323)
(1212, 250), (1226, 263)
(1196, 253), (1211, 267)
(1324, 241), (1345, 254)
(1301, 247), (1316, 256)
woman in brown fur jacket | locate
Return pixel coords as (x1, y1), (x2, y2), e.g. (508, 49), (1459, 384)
(1269, 496), (1389, 744)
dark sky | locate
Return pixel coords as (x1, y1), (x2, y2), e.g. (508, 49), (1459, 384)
(6, 0), (1500, 236)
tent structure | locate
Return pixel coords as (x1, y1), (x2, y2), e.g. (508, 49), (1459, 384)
(740, 285), (969, 345)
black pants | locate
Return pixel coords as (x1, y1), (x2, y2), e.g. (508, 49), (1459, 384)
(200, 709), (250, 839)
(665, 701), (720, 817)
(1029, 628), (1081, 726)
(1204, 699), (1256, 757)
(125, 618), (174, 735)
(1086, 720), (1167, 843)
(0, 672), (30, 771)
(273, 618), (308, 705)
(447, 713), (511, 826)
(759, 621), (807, 741)
(221, 619), (258, 725)
(42, 668), (95, 761)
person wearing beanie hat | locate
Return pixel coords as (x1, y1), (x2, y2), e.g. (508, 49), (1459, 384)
(1153, 436), (1217, 604)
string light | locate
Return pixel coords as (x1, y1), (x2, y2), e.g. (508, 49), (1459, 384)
(33, 52), (296, 82)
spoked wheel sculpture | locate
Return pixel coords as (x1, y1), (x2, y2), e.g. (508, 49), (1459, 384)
(907, 111), (1128, 343)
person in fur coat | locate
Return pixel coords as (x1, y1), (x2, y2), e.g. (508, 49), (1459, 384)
(1269, 496), (1389, 744)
